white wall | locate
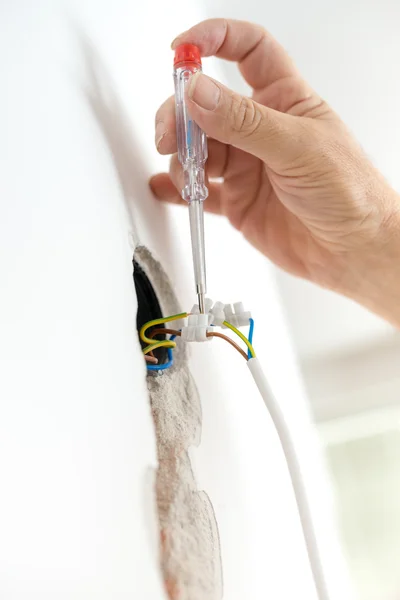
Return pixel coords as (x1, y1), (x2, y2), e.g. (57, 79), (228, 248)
(0, 3), (169, 599)
(0, 2), (349, 599)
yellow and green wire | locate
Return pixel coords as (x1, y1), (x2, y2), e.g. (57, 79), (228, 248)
(223, 319), (256, 358)
(140, 313), (187, 371)
(141, 312), (256, 371)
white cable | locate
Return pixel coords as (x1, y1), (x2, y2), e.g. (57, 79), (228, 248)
(247, 357), (330, 600)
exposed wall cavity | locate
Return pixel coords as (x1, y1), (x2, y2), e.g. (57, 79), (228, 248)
(134, 246), (223, 600)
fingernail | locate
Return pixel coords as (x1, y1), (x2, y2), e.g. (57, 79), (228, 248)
(155, 121), (166, 150)
(188, 73), (220, 111)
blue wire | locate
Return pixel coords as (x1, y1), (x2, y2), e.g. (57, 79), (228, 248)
(146, 335), (176, 372)
(247, 318), (254, 359)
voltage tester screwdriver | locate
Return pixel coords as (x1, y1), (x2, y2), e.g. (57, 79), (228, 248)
(173, 44), (208, 314)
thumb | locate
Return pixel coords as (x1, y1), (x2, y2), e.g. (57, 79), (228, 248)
(188, 72), (302, 165)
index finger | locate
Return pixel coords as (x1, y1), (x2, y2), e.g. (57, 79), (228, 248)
(172, 18), (298, 92)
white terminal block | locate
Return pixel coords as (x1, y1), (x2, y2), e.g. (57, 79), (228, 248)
(222, 302), (251, 328)
(191, 298), (225, 327)
(190, 298), (251, 328)
(209, 301), (225, 326)
(181, 313), (213, 342)
(190, 303), (200, 315)
(204, 297), (214, 314)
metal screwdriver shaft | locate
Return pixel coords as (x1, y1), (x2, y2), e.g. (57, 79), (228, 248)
(188, 199), (206, 313)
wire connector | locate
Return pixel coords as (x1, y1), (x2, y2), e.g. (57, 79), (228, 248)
(191, 298), (251, 328)
(191, 298), (225, 326)
(209, 301), (225, 326)
(181, 314), (213, 342)
(223, 302), (252, 328)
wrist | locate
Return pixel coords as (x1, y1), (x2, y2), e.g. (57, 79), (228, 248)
(339, 189), (400, 327)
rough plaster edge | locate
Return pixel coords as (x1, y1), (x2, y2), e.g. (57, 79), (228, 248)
(133, 245), (223, 600)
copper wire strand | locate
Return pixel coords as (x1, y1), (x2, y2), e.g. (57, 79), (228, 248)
(149, 328), (248, 361)
(144, 354), (158, 364)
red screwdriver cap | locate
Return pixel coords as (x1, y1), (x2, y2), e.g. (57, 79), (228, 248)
(174, 43), (202, 67)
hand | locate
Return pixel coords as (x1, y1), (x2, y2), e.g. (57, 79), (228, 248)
(150, 19), (400, 325)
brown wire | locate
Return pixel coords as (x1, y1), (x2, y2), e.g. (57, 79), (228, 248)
(149, 328), (248, 361)
(146, 328), (167, 360)
(149, 328), (182, 338)
(145, 354), (158, 364)
(209, 331), (248, 361)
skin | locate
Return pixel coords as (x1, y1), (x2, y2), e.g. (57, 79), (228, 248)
(150, 19), (400, 326)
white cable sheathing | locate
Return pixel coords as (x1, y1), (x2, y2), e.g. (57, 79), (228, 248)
(247, 358), (330, 600)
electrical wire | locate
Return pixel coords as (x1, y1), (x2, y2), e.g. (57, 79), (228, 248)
(149, 328), (248, 361)
(209, 331), (248, 361)
(143, 341), (173, 355)
(149, 328), (182, 338)
(146, 336), (176, 372)
(248, 318), (255, 359)
(223, 320), (256, 358)
(247, 357), (330, 600)
(140, 313), (188, 360)
(143, 314), (254, 372)
(145, 355), (158, 364)
(143, 312), (328, 598)
(140, 313), (187, 346)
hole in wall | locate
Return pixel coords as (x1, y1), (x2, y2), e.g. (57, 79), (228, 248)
(133, 258), (168, 365)
(132, 247), (222, 598)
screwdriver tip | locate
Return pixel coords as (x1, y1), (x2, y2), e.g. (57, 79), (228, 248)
(198, 293), (206, 314)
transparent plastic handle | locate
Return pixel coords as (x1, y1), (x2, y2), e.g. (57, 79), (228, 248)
(173, 65), (208, 203)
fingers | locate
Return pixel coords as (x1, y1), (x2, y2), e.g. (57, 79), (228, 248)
(155, 96), (176, 154)
(203, 139), (229, 178)
(149, 172), (181, 203)
(155, 97), (229, 176)
(149, 172), (223, 216)
(156, 74), (300, 172)
(172, 18), (297, 91)
(186, 72), (301, 167)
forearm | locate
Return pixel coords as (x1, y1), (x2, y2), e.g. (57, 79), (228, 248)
(340, 188), (400, 327)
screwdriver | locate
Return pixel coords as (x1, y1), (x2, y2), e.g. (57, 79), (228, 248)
(173, 44), (208, 314)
